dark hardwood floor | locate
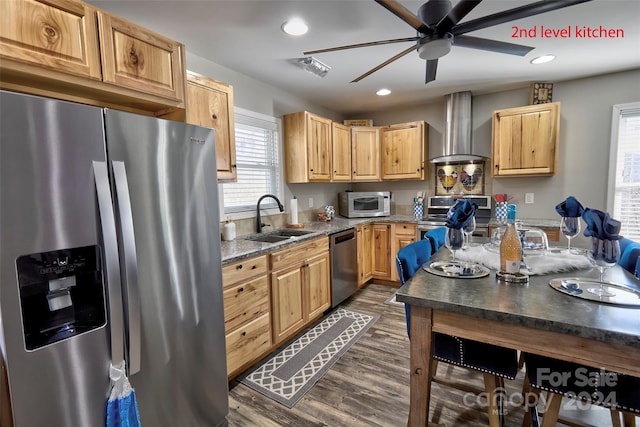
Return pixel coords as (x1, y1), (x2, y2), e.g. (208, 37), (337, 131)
(227, 283), (624, 427)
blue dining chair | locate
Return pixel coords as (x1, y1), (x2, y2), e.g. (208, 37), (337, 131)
(523, 353), (640, 427)
(619, 237), (640, 279)
(423, 227), (446, 255)
(396, 238), (519, 427)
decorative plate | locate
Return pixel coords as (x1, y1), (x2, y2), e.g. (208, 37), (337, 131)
(549, 278), (640, 307)
(425, 261), (490, 279)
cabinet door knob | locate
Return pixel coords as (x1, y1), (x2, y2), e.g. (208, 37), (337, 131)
(236, 264), (243, 270)
(241, 331), (247, 337)
(237, 287), (244, 293)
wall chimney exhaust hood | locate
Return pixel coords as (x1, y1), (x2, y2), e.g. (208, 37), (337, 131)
(429, 91), (488, 164)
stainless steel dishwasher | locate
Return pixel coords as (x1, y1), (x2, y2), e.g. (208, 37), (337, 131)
(330, 228), (358, 307)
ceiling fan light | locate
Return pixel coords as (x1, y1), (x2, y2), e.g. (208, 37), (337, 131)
(282, 18), (308, 36)
(530, 54), (556, 64)
(376, 89), (391, 96)
(418, 34), (453, 60)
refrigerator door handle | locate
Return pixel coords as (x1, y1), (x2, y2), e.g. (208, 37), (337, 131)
(111, 161), (142, 375)
(93, 161), (125, 365)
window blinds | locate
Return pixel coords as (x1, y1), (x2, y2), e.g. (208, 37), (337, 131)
(223, 111), (281, 213)
(612, 107), (640, 240)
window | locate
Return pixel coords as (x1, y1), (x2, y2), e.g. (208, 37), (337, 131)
(222, 107), (282, 216)
(607, 102), (640, 240)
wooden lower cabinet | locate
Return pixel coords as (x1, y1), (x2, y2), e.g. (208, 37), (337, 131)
(222, 255), (271, 379)
(356, 224), (373, 287)
(270, 237), (330, 345)
(371, 223), (392, 279)
(371, 222), (417, 283)
(391, 223), (417, 282)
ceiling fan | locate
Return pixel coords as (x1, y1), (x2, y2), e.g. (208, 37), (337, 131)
(304, 0), (593, 84)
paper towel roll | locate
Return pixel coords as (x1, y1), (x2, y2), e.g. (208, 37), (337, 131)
(290, 196), (298, 225)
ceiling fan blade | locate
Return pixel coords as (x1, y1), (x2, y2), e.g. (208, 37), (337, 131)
(436, 0), (483, 33)
(425, 59), (438, 84)
(304, 37), (419, 55)
(454, 35), (534, 56)
(375, 0), (430, 33)
(452, 0), (593, 36)
(352, 45), (416, 83)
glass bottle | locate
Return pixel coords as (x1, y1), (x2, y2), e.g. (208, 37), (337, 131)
(500, 204), (522, 274)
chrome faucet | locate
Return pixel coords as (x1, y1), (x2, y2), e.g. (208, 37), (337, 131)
(256, 194), (284, 233)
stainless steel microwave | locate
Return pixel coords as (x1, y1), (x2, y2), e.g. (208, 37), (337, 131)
(339, 191), (390, 218)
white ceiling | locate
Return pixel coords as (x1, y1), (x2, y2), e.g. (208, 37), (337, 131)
(88, 0), (640, 114)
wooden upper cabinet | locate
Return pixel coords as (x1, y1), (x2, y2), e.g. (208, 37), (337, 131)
(0, 0), (186, 114)
(283, 111), (332, 183)
(185, 71), (236, 181)
(307, 113), (332, 181)
(331, 122), (352, 182)
(492, 102), (560, 177)
(97, 10), (185, 103)
(0, 0), (101, 79)
(351, 126), (381, 182)
(381, 121), (427, 180)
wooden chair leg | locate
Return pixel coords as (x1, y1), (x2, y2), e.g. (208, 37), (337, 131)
(521, 375), (542, 427)
(613, 409), (624, 427)
(540, 392), (562, 427)
(483, 373), (502, 427)
(623, 411), (637, 427)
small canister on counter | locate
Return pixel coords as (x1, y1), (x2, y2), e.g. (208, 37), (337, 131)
(222, 218), (236, 241)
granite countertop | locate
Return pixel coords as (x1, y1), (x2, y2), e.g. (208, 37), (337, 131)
(221, 215), (420, 264)
(396, 249), (640, 348)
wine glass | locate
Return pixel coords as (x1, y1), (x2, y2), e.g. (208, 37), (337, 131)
(560, 216), (581, 253)
(445, 227), (464, 263)
(586, 238), (620, 297)
(462, 216), (476, 250)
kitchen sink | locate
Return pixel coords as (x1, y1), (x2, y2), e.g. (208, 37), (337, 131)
(246, 234), (291, 243)
(244, 229), (315, 243)
(270, 229), (314, 237)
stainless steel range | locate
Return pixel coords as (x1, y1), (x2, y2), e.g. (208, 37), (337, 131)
(418, 195), (492, 238)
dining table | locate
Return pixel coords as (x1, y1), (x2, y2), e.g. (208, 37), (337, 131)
(395, 243), (640, 426)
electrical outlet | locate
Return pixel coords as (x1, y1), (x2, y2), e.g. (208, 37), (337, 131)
(308, 198), (313, 208)
(525, 193), (535, 204)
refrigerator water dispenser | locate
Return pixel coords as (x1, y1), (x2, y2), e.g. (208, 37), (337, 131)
(16, 245), (107, 350)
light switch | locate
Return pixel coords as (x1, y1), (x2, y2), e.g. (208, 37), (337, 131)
(525, 193), (534, 204)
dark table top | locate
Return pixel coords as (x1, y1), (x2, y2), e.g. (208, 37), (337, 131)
(396, 246), (640, 349)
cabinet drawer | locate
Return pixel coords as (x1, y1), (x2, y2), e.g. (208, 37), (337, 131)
(226, 313), (271, 376)
(395, 223), (417, 235)
(270, 236), (329, 270)
(222, 255), (267, 288)
(223, 276), (269, 334)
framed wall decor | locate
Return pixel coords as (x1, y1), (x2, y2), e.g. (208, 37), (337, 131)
(435, 162), (485, 195)
(530, 83), (554, 104)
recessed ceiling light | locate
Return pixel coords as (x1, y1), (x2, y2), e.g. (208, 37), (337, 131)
(376, 89), (391, 96)
(282, 18), (308, 36)
(530, 55), (556, 64)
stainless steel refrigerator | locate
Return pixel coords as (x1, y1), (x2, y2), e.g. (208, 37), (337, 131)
(0, 90), (229, 426)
